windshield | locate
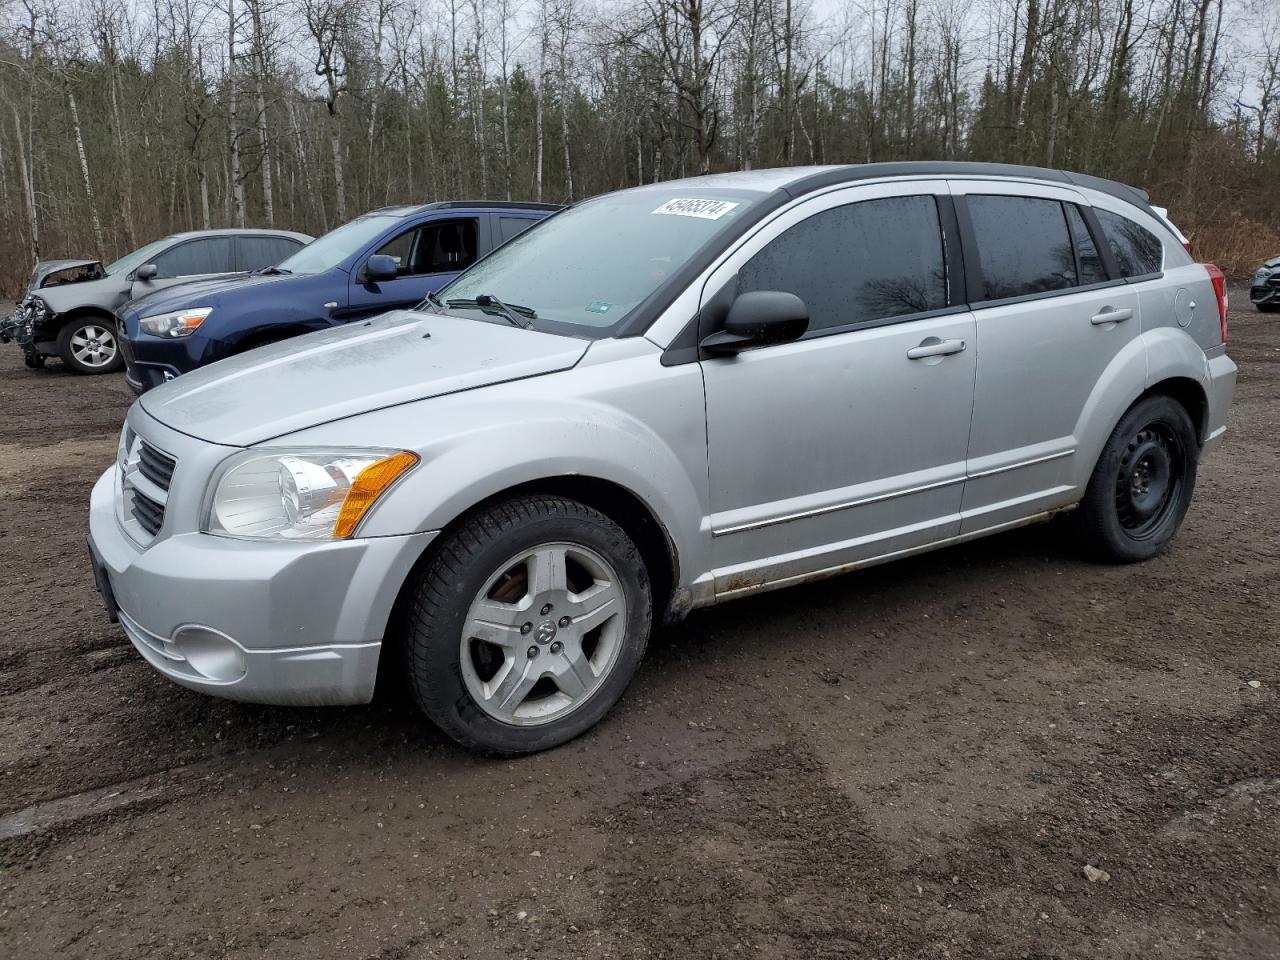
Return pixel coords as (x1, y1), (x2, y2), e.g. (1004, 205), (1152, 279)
(439, 189), (764, 336)
(276, 215), (400, 275)
(106, 238), (171, 276)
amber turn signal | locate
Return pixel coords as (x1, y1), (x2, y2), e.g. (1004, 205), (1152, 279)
(332, 450), (419, 538)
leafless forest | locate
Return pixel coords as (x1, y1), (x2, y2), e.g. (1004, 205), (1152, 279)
(1, 0), (1278, 294)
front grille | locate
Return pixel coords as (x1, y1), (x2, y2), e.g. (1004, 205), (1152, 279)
(137, 442), (176, 490)
(121, 435), (177, 543)
(131, 489), (165, 536)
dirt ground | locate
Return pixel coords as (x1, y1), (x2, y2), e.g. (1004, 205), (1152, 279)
(0, 292), (1277, 959)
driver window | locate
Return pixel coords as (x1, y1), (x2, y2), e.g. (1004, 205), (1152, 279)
(739, 196), (948, 332)
(374, 218), (479, 277)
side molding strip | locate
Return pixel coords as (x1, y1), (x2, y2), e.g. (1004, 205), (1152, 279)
(712, 448), (1075, 538)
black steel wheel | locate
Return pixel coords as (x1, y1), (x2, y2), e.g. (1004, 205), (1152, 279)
(1075, 394), (1199, 563)
(1112, 423), (1185, 540)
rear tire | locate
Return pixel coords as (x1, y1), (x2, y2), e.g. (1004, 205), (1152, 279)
(1074, 395), (1198, 563)
(57, 316), (123, 374)
(402, 495), (652, 755)
(1256, 303), (1280, 313)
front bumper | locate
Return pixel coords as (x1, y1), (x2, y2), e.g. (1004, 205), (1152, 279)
(1251, 281), (1280, 306)
(1, 298), (54, 359)
(89, 467), (436, 706)
(119, 330), (183, 394)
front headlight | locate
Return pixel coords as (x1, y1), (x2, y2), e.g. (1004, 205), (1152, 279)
(141, 306), (212, 338)
(203, 448), (418, 541)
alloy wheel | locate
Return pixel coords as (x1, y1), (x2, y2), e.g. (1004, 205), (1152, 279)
(460, 541), (627, 726)
(69, 324), (118, 369)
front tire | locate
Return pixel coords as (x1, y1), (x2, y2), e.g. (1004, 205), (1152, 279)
(1256, 302), (1280, 313)
(1074, 395), (1198, 562)
(402, 495), (652, 755)
(57, 317), (123, 374)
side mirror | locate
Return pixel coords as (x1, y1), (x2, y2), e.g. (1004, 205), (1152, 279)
(700, 290), (809, 355)
(362, 254), (399, 283)
(134, 263), (158, 281)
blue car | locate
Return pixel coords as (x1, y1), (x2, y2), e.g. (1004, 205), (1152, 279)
(119, 201), (559, 393)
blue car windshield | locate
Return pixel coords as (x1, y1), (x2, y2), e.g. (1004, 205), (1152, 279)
(439, 189), (764, 337)
(276, 215), (401, 275)
(106, 238), (171, 276)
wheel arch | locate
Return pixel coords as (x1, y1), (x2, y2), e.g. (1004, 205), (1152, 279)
(376, 473), (686, 695)
(1142, 376), (1208, 445)
(1073, 329), (1211, 489)
(54, 305), (119, 334)
(389, 474), (682, 629)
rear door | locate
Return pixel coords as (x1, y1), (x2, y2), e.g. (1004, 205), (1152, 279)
(344, 216), (484, 322)
(698, 180), (977, 596)
(952, 180), (1141, 531)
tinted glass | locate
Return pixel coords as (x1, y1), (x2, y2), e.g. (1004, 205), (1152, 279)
(1065, 205), (1108, 285)
(968, 196), (1076, 300)
(278, 215), (400, 275)
(153, 237), (234, 278)
(239, 235), (303, 270)
(498, 217), (537, 244)
(419, 219), (478, 272)
(376, 219), (478, 275)
(1096, 209), (1163, 277)
(442, 189), (763, 336)
(738, 196), (947, 331)
(105, 238), (170, 276)
(375, 227), (416, 272)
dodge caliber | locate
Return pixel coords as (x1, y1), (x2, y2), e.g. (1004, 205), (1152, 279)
(88, 163), (1237, 754)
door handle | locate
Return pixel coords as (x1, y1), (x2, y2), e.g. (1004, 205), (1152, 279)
(907, 338), (966, 360)
(1090, 307), (1133, 325)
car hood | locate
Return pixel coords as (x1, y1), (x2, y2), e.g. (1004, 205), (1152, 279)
(126, 271), (303, 316)
(138, 310), (589, 445)
(29, 258), (103, 290)
(1264, 256), (1280, 269)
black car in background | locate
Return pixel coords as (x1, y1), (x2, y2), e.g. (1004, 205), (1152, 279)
(1, 228), (311, 373)
(1252, 256), (1280, 312)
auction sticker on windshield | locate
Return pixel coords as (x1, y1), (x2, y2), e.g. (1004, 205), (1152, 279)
(651, 198), (740, 220)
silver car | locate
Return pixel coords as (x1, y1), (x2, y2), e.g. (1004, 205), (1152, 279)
(3, 229), (310, 373)
(87, 163), (1237, 754)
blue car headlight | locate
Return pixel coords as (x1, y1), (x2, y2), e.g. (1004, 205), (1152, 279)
(140, 306), (212, 338)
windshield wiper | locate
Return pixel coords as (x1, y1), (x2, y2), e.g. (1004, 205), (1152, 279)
(446, 294), (536, 329)
(255, 265), (292, 276)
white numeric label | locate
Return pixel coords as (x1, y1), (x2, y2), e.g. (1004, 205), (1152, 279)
(651, 198), (740, 220)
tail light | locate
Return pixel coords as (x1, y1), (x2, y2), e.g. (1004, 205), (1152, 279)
(1204, 263), (1228, 343)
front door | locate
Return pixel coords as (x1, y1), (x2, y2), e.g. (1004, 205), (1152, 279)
(699, 181), (978, 598)
(344, 216), (483, 322)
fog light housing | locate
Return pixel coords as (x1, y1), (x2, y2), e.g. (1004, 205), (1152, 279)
(171, 626), (246, 682)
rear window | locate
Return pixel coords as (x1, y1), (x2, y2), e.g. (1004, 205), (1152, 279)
(498, 217), (537, 244)
(1095, 209), (1163, 277)
(153, 237), (234, 278)
(966, 196), (1075, 301)
(239, 235), (304, 270)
